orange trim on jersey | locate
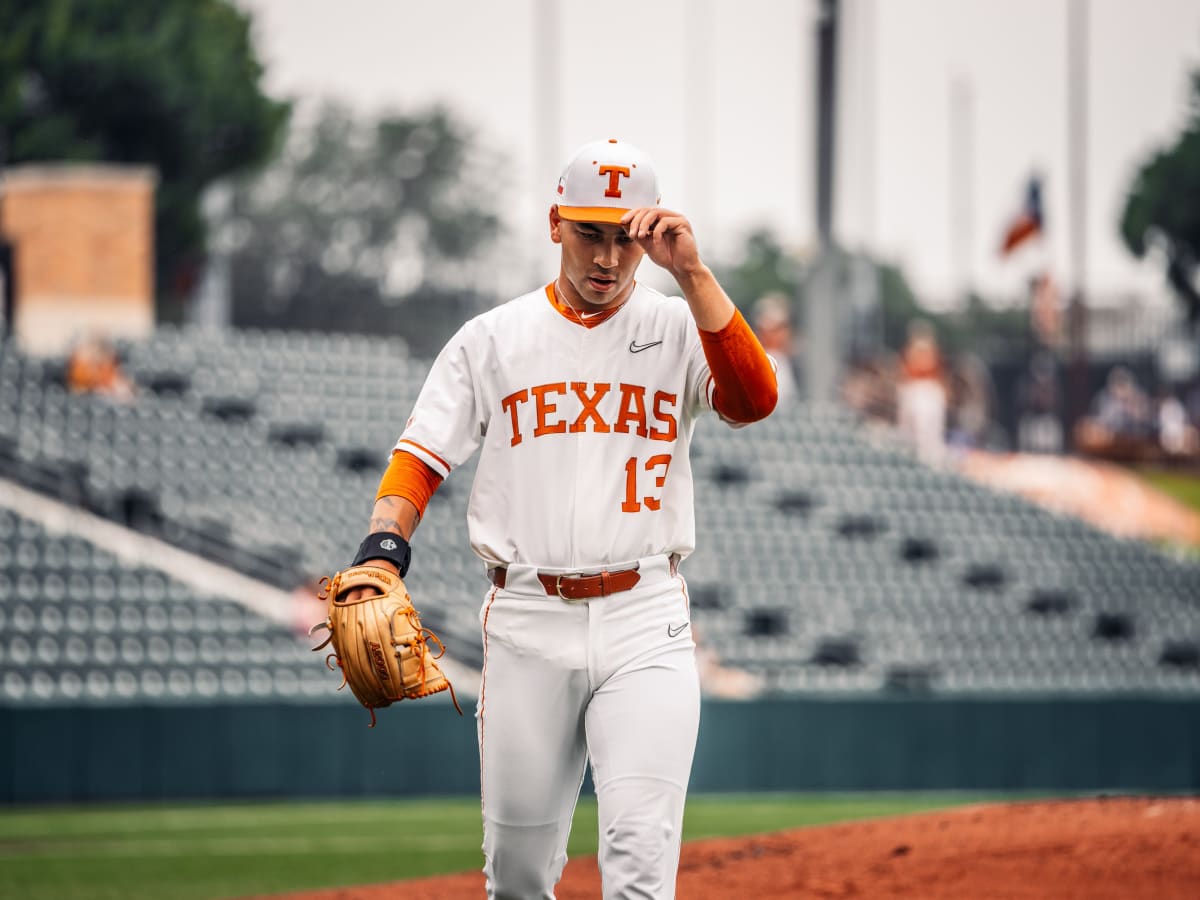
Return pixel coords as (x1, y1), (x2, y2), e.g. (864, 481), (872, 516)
(556, 205), (628, 224)
(397, 438), (451, 473)
(545, 282), (629, 329)
(699, 308), (778, 423)
(901, 344), (944, 381)
(478, 585), (499, 818)
(375, 449), (444, 517)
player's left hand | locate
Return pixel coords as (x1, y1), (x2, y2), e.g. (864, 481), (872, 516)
(621, 207), (703, 280)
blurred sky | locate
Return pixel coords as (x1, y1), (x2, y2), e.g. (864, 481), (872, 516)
(236, 0), (1200, 308)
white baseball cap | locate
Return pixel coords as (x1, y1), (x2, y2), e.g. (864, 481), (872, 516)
(555, 138), (661, 224)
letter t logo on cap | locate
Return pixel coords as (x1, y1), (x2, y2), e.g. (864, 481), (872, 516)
(599, 165), (631, 198)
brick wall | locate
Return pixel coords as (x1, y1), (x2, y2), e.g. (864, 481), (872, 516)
(0, 164), (157, 354)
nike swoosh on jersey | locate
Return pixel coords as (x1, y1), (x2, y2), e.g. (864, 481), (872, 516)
(667, 622), (690, 638)
(629, 339), (664, 353)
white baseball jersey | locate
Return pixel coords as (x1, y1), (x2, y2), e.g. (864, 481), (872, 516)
(394, 282), (720, 570)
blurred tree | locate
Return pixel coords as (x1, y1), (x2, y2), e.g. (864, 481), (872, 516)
(716, 227), (1033, 365)
(715, 228), (801, 312)
(877, 261), (923, 350)
(0, 0), (288, 319)
(227, 102), (499, 356)
(1121, 70), (1200, 327)
(935, 292), (1030, 358)
(874, 264), (1028, 357)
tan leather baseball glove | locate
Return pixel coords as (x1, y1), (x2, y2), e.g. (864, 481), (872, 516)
(309, 565), (461, 726)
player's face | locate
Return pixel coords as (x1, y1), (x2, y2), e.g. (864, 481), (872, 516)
(550, 207), (645, 310)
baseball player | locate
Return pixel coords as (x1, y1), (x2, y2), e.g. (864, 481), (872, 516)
(348, 138), (778, 898)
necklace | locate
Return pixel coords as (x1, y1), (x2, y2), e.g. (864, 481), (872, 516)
(555, 278), (629, 328)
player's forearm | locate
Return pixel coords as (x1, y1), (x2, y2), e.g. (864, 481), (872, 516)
(367, 495), (421, 542)
(672, 263), (736, 332)
(673, 263), (777, 422)
(699, 309), (779, 423)
(369, 449), (444, 544)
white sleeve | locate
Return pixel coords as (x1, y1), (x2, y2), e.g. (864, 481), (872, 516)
(683, 315), (716, 416)
(393, 324), (484, 478)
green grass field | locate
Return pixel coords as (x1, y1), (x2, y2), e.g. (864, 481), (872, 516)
(1139, 467), (1200, 515)
(0, 793), (1008, 900)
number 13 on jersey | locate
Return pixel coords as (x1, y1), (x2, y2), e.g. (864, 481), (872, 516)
(622, 454), (672, 512)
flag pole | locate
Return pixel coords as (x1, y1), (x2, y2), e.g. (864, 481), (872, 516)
(949, 73), (975, 308)
(805, 0), (840, 404)
(533, 0), (562, 283)
(1066, 0), (1090, 449)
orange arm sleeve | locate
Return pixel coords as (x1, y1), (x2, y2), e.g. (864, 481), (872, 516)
(375, 449), (444, 518)
(699, 309), (779, 423)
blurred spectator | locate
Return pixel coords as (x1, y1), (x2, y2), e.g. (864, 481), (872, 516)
(750, 292), (800, 406)
(1029, 272), (1063, 347)
(840, 351), (898, 424)
(947, 352), (999, 450)
(896, 319), (947, 465)
(66, 334), (136, 401)
(1074, 366), (1157, 462)
(1157, 389), (1197, 459)
(1095, 367), (1153, 434)
(1016, 352), (1064, 454)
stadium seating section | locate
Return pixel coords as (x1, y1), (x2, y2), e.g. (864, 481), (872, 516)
(1, 328), (1198, 705)
(0, 505), (328, 704)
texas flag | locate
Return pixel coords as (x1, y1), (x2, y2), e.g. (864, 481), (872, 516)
(1000, 176), (1044, 256)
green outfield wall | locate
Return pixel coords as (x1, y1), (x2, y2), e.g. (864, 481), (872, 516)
(1, 696), (1197, 803)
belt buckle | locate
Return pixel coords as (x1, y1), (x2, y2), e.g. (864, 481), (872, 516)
(555, 573), (586, 603)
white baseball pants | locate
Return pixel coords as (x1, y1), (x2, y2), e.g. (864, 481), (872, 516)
(476, 554), (700, 900)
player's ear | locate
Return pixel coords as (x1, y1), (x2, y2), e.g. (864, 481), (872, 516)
(549, 205), (563, 244)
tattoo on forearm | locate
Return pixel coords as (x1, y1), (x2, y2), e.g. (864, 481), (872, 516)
(368, 496), (398, 533)
(367, 495), (417, 535)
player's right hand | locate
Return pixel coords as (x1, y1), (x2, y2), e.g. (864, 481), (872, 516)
(621, 207), (702, 280)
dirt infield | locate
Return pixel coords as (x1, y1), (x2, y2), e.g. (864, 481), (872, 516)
(266, 796), (1200, 899)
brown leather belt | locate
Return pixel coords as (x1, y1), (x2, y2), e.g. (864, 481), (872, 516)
(489, 565), (641, 601)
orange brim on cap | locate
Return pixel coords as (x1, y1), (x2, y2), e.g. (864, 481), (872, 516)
(556, 205), (630, 224)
